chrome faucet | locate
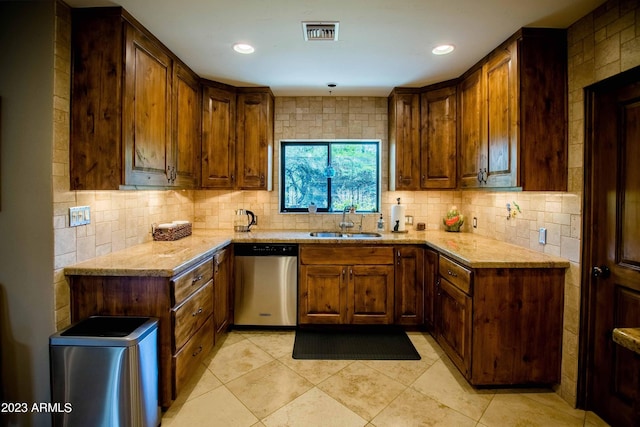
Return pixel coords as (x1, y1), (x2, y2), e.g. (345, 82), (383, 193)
(340, 206), (355, 232)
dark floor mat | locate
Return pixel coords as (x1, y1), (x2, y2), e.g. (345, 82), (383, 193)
(292, 326), (421, 360)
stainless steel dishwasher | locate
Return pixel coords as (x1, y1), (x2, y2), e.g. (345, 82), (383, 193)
(234, 243), (298, 326)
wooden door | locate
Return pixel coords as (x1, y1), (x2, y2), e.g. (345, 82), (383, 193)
(236, 89), (273, 190)
(583, 68), (640, 427)
(348, 265), (395, 324)
(394, 246), (425, 325)
(202, 84), (236, 188)
(437, 278), (472, 378)
(389, 91), (420, 190)
(421, 86), (457, 189)
(299, 265), (347, 324)
(458, 69), (484, 188)
(123, 24), (172, 186)
(172, 62), (200, 188)
(213, 247), (231, 335)
(484, 43), (518, 188)
(424, 248), (438, 331)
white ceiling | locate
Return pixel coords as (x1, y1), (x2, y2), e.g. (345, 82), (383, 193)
(65, 0), (605, 96)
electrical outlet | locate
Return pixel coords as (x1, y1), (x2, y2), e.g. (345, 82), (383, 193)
(473, 217), (477, 228)
(405, 215), (413, 225)
(539, 228), (547, 245)
(70, 206), (91, 227)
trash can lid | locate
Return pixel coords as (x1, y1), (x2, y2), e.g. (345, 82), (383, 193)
(50, 316), (158, 347)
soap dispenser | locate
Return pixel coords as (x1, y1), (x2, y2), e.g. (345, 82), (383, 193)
(377, 214), (385, 231)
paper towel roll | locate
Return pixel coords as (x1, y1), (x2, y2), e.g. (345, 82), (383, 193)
(390, 204), (406, 232)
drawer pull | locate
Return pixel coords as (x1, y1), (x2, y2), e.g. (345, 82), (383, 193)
(447, 270), (458, 277)
(191, 275), (204, 285)
(192, 307), (203, 317)
(192, 345), (203, 357)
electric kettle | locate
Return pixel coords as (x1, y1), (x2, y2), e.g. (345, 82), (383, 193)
(234, 209), (256, 232)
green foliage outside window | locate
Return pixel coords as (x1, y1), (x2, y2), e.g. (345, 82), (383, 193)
(281, 141), (380, 212)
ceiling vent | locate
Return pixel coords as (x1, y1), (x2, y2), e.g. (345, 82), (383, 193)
(302, 22), (339, 41)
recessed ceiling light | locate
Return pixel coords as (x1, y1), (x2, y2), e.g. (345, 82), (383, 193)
(432, 44), (455, 55)
(233, 43), (255, 54)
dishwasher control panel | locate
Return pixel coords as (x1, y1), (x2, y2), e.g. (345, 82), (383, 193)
(234, 244), (298, 257)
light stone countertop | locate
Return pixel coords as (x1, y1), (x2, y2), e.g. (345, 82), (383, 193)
(613, 328), (640, 355)
(64, 228), (570, 278)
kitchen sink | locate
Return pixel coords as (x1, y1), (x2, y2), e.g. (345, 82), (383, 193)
(309, 231), (382, 238)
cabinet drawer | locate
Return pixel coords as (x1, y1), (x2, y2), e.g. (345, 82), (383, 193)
(173, 279), (213, 352)
(173, 316), (214, 397)
(172, 258), (213, 305)
(439, 256), (472, 294)
(300, 246), (394, 265)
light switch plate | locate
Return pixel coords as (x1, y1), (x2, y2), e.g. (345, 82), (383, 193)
(539, 227), (547, 245)
(70, 206), (91, 227)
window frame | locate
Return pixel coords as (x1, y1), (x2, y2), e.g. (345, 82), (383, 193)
(279, 139), (381, 213)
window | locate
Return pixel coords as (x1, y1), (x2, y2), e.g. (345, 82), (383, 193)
(281, 140), (380, 213)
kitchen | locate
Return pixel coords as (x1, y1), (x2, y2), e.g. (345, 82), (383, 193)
(1, 0), (639, 426)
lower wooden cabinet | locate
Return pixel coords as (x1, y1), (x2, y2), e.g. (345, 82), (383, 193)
(394, 246), (425, 325)
(435, 255), (564, 385)
(298, 246), (395, 324)
(67, 246), (233, 408)
(213, 246), (231, 335)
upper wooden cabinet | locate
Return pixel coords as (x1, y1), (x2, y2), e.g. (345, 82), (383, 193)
(201, 82), (237, 188)
(236, 88), (274, 190)
(389, 84), (457, 191)
(172, 62), (201, 188)
(202, 86), (274, 190)
(70, 8), (199, 189)
(458, 28), (567, 190)
(389, 89), (421, 191)
(421, 84), (457, 189)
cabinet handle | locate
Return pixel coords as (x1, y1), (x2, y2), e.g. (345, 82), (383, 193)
(436, 278), (441, 296)
(447, 270), (458, 277)
(260, 174), (265, 184)
(192, 307), (203, 317)
(342, 268), (346, 280)
(192, 275), (203, 285)
(231, 174), (235, 182)
(350, 268), (353, 280)
(477, 168), (487, 184)
(192, 345), (203, 357)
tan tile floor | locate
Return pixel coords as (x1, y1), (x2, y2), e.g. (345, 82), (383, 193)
(162, 330), (610, 427)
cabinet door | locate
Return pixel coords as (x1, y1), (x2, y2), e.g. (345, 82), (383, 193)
(299, 265), (347, 324)
(236, 89), (273, 190)
(213, 247), (231, 335)
(349, 265), (395, 324)
(202, 84), (236, 188)
(172, 62), (200, 188)
(421, 86), (457, 189)
(458, 68), (484, 188)
(484, 42), (518, 187)
(424, 248), (438, 331)
(437, 278), (472, 378)
(389, 91), (420, 190)
(394, 246), (425, 325)
(123, 24), (173, 186)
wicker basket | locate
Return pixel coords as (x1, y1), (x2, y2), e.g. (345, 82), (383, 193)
(152, 222), (192, 241)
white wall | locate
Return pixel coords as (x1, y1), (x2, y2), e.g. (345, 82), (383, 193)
(0, 1), (56, 426)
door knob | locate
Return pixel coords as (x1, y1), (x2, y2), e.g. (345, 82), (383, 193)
(591, 265), (611, 278)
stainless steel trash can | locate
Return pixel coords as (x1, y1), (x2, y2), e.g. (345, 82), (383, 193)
(50, 316), (160, 427)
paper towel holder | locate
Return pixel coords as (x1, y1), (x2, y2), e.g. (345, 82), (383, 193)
(391, 198), (409, 233)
